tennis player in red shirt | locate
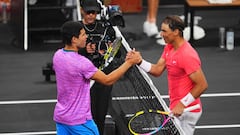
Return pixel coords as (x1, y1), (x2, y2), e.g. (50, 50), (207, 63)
(128, 15), (208, 135)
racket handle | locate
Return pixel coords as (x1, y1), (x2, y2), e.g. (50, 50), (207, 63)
(183, 104), (200, 112)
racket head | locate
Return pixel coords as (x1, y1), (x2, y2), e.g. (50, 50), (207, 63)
(105, 37), (122, 58)
(128, 109), (171, 135)
(99, 37), (122, 70)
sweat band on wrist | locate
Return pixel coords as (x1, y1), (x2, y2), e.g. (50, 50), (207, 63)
(180, 93), (195, 107)
(139, 59), (151, 72)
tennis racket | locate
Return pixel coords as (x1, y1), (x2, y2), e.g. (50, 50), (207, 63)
(99, 37), (122, 70)
(128, 104), (200, 135)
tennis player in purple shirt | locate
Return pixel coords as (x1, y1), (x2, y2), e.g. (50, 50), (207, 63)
(52, 21), (141, 135)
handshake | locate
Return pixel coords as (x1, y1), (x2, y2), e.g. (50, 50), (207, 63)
(125, 48), (143, 66)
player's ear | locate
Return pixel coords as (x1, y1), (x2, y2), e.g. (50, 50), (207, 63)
(71, 36), (78, 44)
(173, 29), (180, 36)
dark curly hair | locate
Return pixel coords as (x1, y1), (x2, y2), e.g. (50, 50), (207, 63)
(61, 21), (84, 45)
(162, 15), (185, 37)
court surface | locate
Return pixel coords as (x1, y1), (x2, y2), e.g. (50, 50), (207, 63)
(0, 5), (240, 135)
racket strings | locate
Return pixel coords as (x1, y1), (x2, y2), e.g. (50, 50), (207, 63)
(129, 111), (170, 134)
(99, 37), (122, 70)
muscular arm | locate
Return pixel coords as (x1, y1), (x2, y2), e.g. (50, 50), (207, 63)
(148, 57), (166, 77)
(91, 61), (131, 85)
(189, 68), (208, 98)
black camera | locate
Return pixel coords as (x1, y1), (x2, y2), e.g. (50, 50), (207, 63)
(97, 0), (125, 28)
(106, 5), (125, 27)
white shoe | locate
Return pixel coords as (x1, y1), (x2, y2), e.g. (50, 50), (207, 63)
(183, 25), (206, 41)
(155, 34), (166, 45)
(143, 21), (159, 37)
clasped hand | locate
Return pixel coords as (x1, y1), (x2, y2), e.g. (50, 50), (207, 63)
(125, 48), (142, 65)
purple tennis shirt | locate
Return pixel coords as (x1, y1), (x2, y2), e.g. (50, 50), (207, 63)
(53, 49), (98, 125)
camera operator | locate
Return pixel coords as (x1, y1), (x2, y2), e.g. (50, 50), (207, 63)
(78, 0), (121, 134)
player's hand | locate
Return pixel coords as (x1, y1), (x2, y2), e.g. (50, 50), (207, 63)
(171, 102), (185, 117)
(126, 48), (142, 65)
(86, 43), (96, 54)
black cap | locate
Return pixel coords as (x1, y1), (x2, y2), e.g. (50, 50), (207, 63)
(81, 0), (100, 12)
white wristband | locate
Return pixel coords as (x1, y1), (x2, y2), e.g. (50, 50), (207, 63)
(139, 59), (151, 72)
(180, 93), (195, 107)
